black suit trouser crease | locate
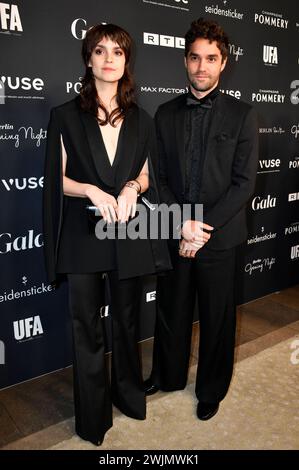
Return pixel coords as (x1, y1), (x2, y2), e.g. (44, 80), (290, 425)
(151, 244), (236, 403)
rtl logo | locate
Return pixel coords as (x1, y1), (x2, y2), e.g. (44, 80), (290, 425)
(0, 2), (22, 32)
(13, 316), (44, 341)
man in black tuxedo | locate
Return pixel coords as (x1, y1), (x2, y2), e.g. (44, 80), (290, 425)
(145, 18), (259, 420)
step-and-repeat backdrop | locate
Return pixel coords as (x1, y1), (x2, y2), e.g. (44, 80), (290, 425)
(0, 0), (298, 388)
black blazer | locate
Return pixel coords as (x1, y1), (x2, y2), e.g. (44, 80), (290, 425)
(43, 97), (171, 283)
(155, 92), (259, 250)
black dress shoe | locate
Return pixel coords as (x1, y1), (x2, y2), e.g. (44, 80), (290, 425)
(144, 378), (159, 396)
(196, 401), (219, 421)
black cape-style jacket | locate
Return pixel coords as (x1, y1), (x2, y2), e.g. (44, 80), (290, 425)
(43, 97), (171, 283)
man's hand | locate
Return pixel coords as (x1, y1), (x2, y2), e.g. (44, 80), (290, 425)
(181, 220), (214, 247)
(178, 239), (201, 258)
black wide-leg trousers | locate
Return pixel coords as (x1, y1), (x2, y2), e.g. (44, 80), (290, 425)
(151, 244), (236, 404)
(68, 272), (145, 445)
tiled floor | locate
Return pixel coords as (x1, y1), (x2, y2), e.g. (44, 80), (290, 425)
(1, 284), (299, 450)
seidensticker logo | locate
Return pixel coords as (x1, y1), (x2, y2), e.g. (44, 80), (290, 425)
(205, 3), (244, 20)
(143, 32), (185, 49)
(263, 45), (278, 66)
(13, 315), (43, 341)
(247, 227), (277, 246)
(0, 2), (22, 33)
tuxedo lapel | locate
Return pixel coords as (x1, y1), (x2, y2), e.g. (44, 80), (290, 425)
(78, 106), (116, 188)
(202, 94), (228, 174)
(174, 99), (186, 191)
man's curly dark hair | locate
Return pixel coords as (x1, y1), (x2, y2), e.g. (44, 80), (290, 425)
(185, 17), (229, 62)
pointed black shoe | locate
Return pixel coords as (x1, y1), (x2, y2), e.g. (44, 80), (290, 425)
(144, 378), (159, 396)
(196, 401), (219, 421)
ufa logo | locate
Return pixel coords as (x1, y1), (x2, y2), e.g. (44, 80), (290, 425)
(263, 45), (278, 65)
(0, 3), (22, 32)
(13, 316), (44, 341)
(291, 245), (299, 260)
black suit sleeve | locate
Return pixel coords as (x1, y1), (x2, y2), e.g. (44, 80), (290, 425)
(43, 108), (63, 283)
(204, 107), (259, 229)
(155, 109), (179, 206)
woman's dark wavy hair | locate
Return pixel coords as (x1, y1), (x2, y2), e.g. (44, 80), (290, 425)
(185, 17), (229, 62)
(80, 23), (135, 126)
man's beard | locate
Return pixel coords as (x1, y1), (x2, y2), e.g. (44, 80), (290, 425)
(188, 74), (218, 93)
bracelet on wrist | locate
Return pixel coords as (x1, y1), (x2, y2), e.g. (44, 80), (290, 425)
(125, 180), (141, 196)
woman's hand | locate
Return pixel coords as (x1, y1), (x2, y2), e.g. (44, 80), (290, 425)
(117, 185), (138, 223)
(85, 185), (118, 223)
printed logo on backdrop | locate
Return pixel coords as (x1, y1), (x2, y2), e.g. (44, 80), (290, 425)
(263, 45), (278, 66)
(220, 88), (241, 99)
(245, 257), (276, 275)
(1, 177), (43, 192)
(291, 245), (299, 261)
(290, 80), (299, 105)
(143, 32), (185, 49)
(285, 222), (299, 236)
(257, 158), (281, 175)
(13, 315), (44, 342)
(0, 2), (22, 35)
(229, 43), (244, 62)
(259, 126), (285, 135)
(0, 123), (47, 148)
(254, 10), (289, 29)
(0, 76), (45, 102)
(146, 291), (156, 302)
(288, 192), (299, 202)
(0, 229), (43, 255)
(66, 77), (82, 95)
(142, 0), (190, 11)
(247, 226), (277, 246)
(71, 19), (107, 40)
(0, 340), (4, 365)
(289, 156), (299, 170)
(251, 194), (277, 211)
(252, 89), (285, 104)
(291, 124), (299, 139)
(0, 276), (54, 304)
(205, 1), (244, 20)
(140, 85), (187, 95)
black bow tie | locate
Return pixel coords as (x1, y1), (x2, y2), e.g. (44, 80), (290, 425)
(186, 95), (213, 109)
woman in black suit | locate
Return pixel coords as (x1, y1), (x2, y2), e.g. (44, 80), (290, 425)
(43, 24), (170, 446)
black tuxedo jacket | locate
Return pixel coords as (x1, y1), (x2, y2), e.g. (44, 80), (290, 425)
(155, 92), (259, 250)
(43, 97), (171, 283)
